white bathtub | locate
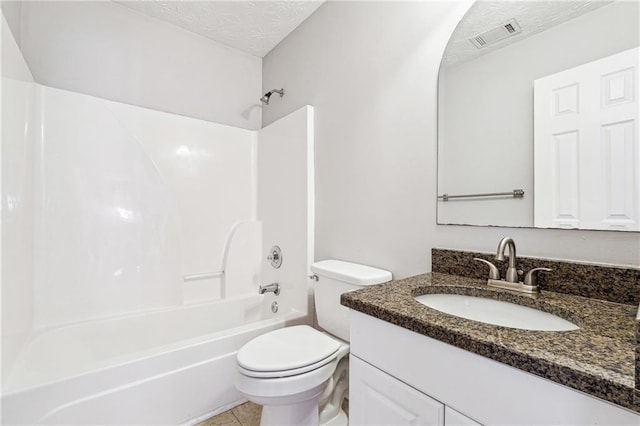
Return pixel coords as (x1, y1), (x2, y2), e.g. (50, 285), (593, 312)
(1, 295), (305, 425)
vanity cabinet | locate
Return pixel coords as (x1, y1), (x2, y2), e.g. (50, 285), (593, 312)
(349, 310), (639, 425)
(350, 355), (481, 426)
(350, 355), (445, 425)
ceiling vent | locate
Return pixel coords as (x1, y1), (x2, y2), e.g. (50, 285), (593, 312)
(469, 19), (522, 49)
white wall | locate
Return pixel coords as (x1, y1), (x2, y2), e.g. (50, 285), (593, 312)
(1, 12), (35, 381)
(438, 1), (640, 227)
(0, 1), (21, 47)
(262, 0), (640, 278)
(18, 1), (262, 130)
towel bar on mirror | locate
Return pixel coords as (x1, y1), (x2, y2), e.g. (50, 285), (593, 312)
(437, 189), (524, 202)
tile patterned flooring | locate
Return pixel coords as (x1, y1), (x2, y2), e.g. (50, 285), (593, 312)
(197, 402), (262, 426)
(198, 399), (348, 426)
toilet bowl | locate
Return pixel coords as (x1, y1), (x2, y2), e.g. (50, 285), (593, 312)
(237, 325), (348, 425)
(236, 260), (392, 426)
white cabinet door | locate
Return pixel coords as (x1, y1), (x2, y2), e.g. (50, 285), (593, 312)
(444, 407), (482, 426)
(534, 47), (639, 230)
(349, 355), (445, 426)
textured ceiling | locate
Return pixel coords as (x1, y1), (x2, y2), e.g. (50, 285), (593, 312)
(443, 0), (614, 67)
(116, 1), (325, 58)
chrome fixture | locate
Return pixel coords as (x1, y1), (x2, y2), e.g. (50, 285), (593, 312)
(437, 189), (524, 202)
(476, 238), (551, 294)
(495, 237), (518, 283)
(524, 267), (552, 287)
(267, 245), (282, 269)
(259, 282), (280, 295)
(474, 258), (500, 280)
(487, 277), (539, 294)
(260, 88), (284, 105)
(271, 301), (279, 313)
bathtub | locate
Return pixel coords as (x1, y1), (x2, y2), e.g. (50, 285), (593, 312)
(1, 295), (306, 425)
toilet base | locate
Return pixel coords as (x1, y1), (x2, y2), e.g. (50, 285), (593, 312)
(260, 402), (348, 426)
(322, 408), (348, 426)
(258, 385), (324, 426)
(261, 400), (317, 426)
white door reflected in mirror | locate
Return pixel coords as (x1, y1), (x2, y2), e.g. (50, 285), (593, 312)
(534, 47), (639, 231)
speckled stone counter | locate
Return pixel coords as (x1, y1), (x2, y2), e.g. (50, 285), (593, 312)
(341, 272), (640, 413)
(432, 248), (640, 305)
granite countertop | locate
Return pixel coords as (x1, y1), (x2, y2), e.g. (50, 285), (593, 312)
(341, 272), (640, 413)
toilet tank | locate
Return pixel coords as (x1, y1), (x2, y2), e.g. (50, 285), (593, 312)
(311, 260), (392, 342)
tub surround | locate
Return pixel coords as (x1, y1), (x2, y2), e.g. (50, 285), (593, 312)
(0, 65), (315, 424)
(341, 272), (640, 413)
(432, 248), (640, 305)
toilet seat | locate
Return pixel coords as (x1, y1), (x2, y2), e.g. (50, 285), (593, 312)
(238, 350), (339, 378)
(237, 325), (341, 378)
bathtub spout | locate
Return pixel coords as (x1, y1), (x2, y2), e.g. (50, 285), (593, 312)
(259, 282), (280, 296)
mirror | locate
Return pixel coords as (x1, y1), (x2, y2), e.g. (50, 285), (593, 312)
(437, 0), (639, 231)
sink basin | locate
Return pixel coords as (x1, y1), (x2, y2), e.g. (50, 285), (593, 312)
(414, 294), (579, 331)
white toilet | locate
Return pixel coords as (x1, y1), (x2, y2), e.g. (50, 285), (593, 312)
(236, 260), (392, 426)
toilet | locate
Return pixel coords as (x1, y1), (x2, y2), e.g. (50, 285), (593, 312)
(235, 260), (392, 426)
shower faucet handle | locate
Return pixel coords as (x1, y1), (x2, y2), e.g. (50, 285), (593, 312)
(267, 246), (282, 268)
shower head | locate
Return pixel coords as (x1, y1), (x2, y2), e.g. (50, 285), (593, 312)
(259, 93), (272, 104)
(260, 88), (284, 105)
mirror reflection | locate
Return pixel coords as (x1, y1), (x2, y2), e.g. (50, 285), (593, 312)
(437, 0), (639, 231)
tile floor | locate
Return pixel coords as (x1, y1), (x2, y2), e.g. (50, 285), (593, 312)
(197, 402), (262, 426)
(198, 399), (348, 426)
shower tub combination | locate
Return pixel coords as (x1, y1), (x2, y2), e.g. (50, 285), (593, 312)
(2, 27), (314, 424)
(2, 296), (305, 425)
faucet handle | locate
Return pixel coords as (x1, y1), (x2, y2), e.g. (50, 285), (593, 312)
(474, 258), (500, 280)
(524, 267), (552, 286)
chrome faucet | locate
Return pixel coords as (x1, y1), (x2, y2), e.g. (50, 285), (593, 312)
(475, 238), (550, 294)
(495, 237), (518, 283)
(259, 282), (280, 295)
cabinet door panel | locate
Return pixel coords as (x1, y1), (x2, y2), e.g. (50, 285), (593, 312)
(349, 355), (444, 426)
(444, 407), (482, 426)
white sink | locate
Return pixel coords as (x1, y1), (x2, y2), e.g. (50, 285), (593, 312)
(414, 294), (579, 331)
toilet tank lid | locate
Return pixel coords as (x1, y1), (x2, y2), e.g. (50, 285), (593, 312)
(310, 260), (392, 286)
